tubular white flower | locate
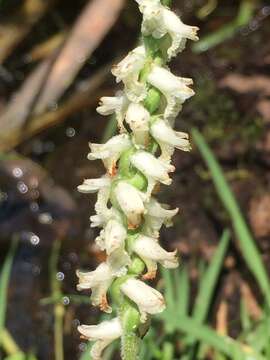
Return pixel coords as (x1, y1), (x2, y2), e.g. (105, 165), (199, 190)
(111, 46), (147, 102)
(88, 134), (132, 176)
(125, 102), (150, 147)
(130, 150), (175, 196)
(96, 93), (129, 133)
(96, 219), (131, 276)
(136, 0), (198, 59)
(132, 234), (178, 279)
(76, 262), (115, 313)
(120, 278), (165, 322)
(114, 181), (146, 229)
(78, 317), (122, 360)
(143, 197), (178, 237)
(150, 118), (191, 162)
(147, 65), (194, 123)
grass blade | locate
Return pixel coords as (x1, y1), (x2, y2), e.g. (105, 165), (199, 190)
(174, 267), (190, 317)
(192, 128), (270, 307)
(0, 238), (18, 339)
(170, 315), (263, 360)
(192, 229), (230, 323)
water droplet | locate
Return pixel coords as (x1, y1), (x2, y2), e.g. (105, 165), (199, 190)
(17, 181), (28, 194)
(0, 191), (8, 202)
(62, 296), (70, 305)
(30, 202), (39, 212)
(38, 212), (53, 224)
(66, 127), (76, 137)
(56, 272), (65, 281)
(30, 234), (40, 246)
(32, 265), (41, 275)
(12, 167), (23, 178)
(262, 6), (270, 16)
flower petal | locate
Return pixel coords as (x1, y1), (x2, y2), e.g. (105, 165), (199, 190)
(125, 102), (150, 147)
(78, 317), (122, 360)
(76, 262), (115, 313)
(114, 181), (146, 228)
(147, 65), (194, 123)
(120, 278), (165, 322)
(111, 46), (147, 102)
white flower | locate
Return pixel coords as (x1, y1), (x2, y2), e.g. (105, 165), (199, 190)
(136, 0), (199, 59)
(125, 102), (150, 147)
(150, 118), (191, 162)
(114, 181), (146, 229)
(78, 317), (122, 360)
(143, 197), (178, 237)
(120, 278), (165, 322)
(90, 185), (112, 228)
(88, 134), (132, 176)
(111, 46), (147, 102)
(76, 262), (115, 313)
(132, 234), (178, 279)
(77, 176), (111, 194)
(130, 150), (175, 197)
(96, 219), (131, 276)
(96, 92), (129, 133)
(147, 65), (194, 123)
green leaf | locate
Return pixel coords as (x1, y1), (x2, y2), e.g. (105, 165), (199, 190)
(192, 128), (270, 308)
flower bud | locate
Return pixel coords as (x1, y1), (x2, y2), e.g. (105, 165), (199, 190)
(120, 278), (165, 322)
(88, 134), (132, 176)
(76, 262), (115, 313)
(130, 150), (175, 196)
(111, 46), (147, 102)
(150, 118), (191, 162)
(147, 65), (194, 123)
(143, 197), (178, 237)
(78, 317), (122, 360)
(97, 93), (129, 133)
(133, 234), (178, 279)
(125, 102), (150, 146)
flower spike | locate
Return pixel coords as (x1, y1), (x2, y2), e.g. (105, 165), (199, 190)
(76, 1), (198, 358)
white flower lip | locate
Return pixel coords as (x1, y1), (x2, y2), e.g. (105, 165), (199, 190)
(88, 134), (132, 175)
(78, 317), (122, 360)
(114, 181), (146, 229)
(150, 119), (191, 161)
(143, 197), (179, 238)
(103, 219), (131, 275)
(133, 234), (178, 279)
(76, 262), (115, 313)
(97, 93), (129, 133)
(147, 65), (194, 122)
(111, 46), (147, 102)
(125, 102), (150, 146)
(120, 278), (166, 322)
(131, 150), (175, 185)
(77, 176), (111, 194)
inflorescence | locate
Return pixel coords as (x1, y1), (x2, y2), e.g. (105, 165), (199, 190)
(76, 1), (198, 359)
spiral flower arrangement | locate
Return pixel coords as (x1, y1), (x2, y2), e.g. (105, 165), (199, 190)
(76, 0), (199, 359)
